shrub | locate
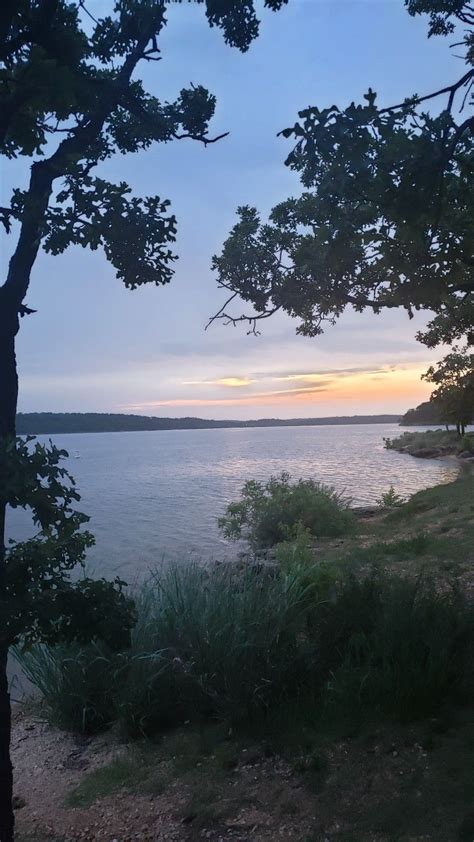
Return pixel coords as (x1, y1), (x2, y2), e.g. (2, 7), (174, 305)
(218, 473), (356, 549)
(457, 433), (474, 453)
(377, 485), (405, 508)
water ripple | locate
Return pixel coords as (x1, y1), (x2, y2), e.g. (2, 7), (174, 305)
(6, 424), (459, 578)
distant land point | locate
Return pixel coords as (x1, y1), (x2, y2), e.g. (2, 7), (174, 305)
(16, 412), (402, 435)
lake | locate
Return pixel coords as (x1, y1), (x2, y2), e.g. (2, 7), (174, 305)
(6, 423), (459, 581)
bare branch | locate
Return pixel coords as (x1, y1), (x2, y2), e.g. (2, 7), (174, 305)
(172, 130), (230, 146)
(378, 69), (474, 116)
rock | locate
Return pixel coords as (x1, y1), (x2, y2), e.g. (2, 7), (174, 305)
(413, 448), (442, 458)
(252, 559), (278, 575)
(352, 506), (380, 518)
(12, 795), (26, 810)
(458, 450), (473, 459)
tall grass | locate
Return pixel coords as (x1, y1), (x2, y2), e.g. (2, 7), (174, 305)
(17, 563), (474, 737)
(118, 563), (312, 734)
(18, 641), (115, 733)
(317, 574), (474, 721)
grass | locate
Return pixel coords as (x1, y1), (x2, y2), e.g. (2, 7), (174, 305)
(16, 641), (116, 734)
(66, 721), (247, 834)
(385, 428), (474, 457)
(17, 472), (474, 741)
(64, 703), (474, 841)
(310, 470), (474, 581)
(16, 472), (474, 842)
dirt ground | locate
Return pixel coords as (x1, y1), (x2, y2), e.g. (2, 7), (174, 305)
(12, 703), (474, 842)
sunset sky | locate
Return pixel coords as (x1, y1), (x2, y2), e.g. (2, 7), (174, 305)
(1, 0), (460, 419)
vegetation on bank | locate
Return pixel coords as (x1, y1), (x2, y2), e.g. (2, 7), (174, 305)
(218, 473), (356, 548)
(16, 473), (474, 719)
(17, 552), (474, 736)
(14, 471), (474, 840)
(400, 399), (445, 425)
(385, 428), (474, 458)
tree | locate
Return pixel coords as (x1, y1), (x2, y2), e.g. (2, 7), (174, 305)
(400, 399), (445, 426)
(0, 2), (288, 839)
(0, 437), (135, 840)
(211, 1), (473, 348)
(422, 345), (474, 434)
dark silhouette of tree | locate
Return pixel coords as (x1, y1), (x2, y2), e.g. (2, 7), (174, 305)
(0, 2), (288, 838)
(422, 345), (474, 434)
(400, 400), (445, 426)
(211, 1), (473, 348)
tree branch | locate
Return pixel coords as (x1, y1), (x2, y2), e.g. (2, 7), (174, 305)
(378, 69), (474, 115)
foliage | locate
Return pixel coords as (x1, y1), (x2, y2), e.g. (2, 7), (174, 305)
(0, 436), (135, 651)
(18, 562), (311, 734)
(16, 641), (116, 733)
(20, 563), (474, 737)
(458, 432), (474, 452)
(384, 428), (461, 455)
(275, 524), (315, 569)
(377, 485), (405, 508)
(422, 345), (474, 434)
(400, 399), (445, 426)
(218, 472), (356, 549)
(0, 5), (289, 833)
(121, 563), (311, 731)
(1, 0), (288, 307)
(320, 574), (474, 721)
(14, 411), (401, 435)
(211, 3), (473, 348)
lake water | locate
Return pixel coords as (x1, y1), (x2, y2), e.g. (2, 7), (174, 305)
(6, 424), (459, 581)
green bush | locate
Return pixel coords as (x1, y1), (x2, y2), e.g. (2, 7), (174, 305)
(377, 485), (405, 508)
(218, 472), (356, 549)
(457, 433), (474, 453)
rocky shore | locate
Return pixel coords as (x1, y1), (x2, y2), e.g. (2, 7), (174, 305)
(385, 430), (474, 460)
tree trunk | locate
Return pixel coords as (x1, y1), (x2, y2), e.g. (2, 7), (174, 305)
(0, 289), (20, 842)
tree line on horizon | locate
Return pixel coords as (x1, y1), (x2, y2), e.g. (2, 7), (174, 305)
(15, 411), (402, 435)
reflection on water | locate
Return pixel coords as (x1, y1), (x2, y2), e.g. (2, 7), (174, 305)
(7, 424), (459, 580)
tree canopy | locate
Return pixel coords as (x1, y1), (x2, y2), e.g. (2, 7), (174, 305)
(1, 0), (287, 325)
(0, 4), (290, 839)
(422, 344), (474, 433)
(211, 1), (473, 348)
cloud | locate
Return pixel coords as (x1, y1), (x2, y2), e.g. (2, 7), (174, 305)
(122, 361), (432, 414)
(124, 380), (334, 410)
(267, 367), (387, 383)
(184, 376), (256, 387)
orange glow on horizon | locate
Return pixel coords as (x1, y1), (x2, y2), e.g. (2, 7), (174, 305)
(122, 364), (432, 413)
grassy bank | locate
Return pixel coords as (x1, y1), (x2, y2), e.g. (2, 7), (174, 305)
(14, 473), (474, 841)
(385, 428), (474, 458)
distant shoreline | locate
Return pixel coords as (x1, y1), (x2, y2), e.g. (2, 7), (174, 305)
(16, 412), (401, 435)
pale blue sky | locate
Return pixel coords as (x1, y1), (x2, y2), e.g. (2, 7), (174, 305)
(1, 0), (462, 418)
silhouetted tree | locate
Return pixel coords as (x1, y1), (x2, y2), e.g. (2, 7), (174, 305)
(211, 1), (473, 348)
(0, 2), (288, 838)
(422, 345), (474, 435)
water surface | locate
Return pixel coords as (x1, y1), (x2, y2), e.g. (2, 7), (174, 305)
(7, 424), (458, 580)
